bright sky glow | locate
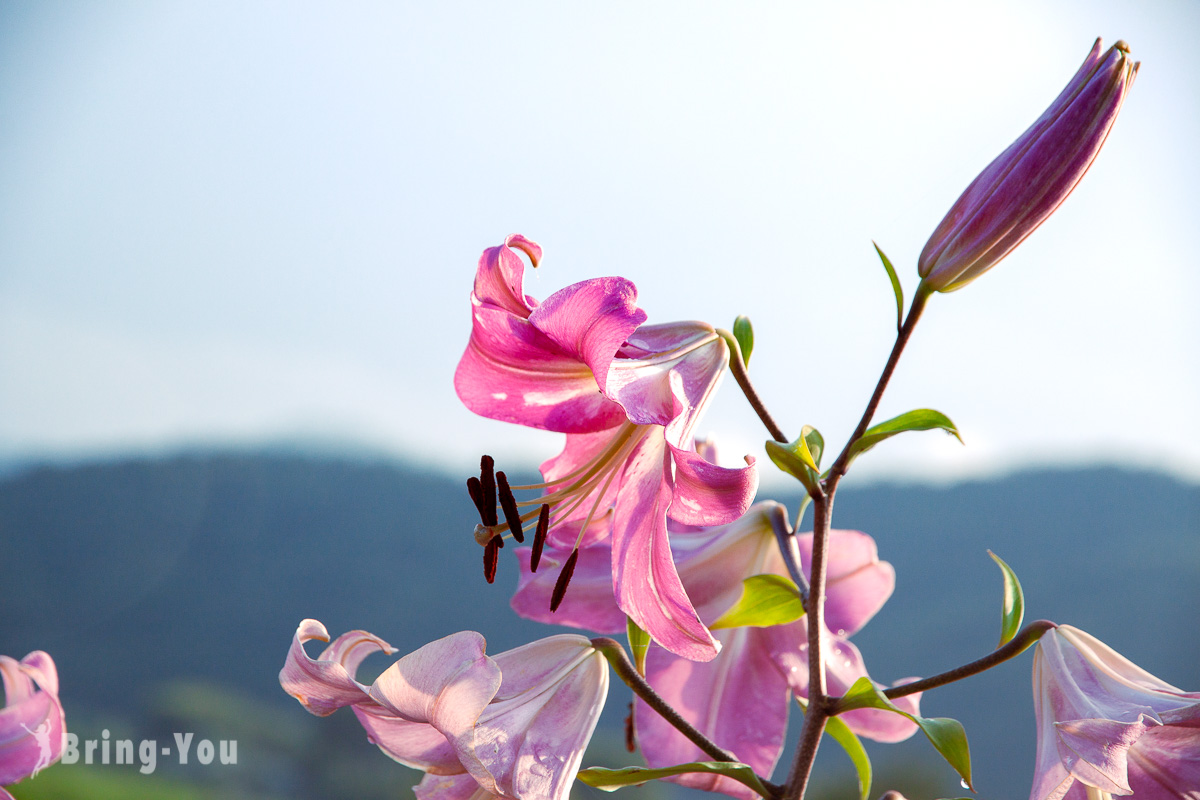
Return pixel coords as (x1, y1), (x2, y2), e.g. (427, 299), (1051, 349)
(2, 1), (1198, 484)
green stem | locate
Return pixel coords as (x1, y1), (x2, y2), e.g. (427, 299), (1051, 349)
(879, 620), (1057, 701)
(717, 329), (788, 443)
(590, 638), (780, 796)
(781, 492), (834, 800)
(826, 285), (931, 484)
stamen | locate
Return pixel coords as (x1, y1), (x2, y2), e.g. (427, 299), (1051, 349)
(483, 538), (500, 584)
(479, 456), (498, 526)
(550, 549), (579, 612)
(624, 701), (637, 752)
(530, 504), (549, 572)
(496, 471), (525, 543)
(466, 477), (486, 522)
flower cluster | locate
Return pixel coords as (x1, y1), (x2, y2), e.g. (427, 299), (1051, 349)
(274, 33), (1177, 800)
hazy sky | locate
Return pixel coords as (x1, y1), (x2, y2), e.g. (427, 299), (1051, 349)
(2, 1), (1198, 485)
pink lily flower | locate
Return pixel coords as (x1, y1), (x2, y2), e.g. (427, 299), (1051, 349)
(455, 236), (757, 663)
(919, 38), (1138, 292)
(280, 620), (608, 800)
(1, 651), (66, 799)
(1029, 625), (1200, 800)
(515, 502), (918, 799)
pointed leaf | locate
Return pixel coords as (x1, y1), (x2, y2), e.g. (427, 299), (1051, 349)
(836, 677), (973, 791)
(627, 616), (651, 676)
(825, 711), (872, 800)
(710, 574), (805, 630)
(733, 315), (754, 367)
(765, 425), (824, 496)
(847, 409), (963, 464)
(988, 551), (1025, 647)
(873, 241), (904, 332)
(578, 762), (771, 798)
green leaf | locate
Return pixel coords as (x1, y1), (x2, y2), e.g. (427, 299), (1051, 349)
(846, 409), (963, 465)
(988, 551), (1025, 647)
(577, 762), (771, 797)
(824, 713), (872, 800)
(764, 425), (825, 495)
(837, 678), (973, 791)
(626, 617), (651, 675)
(710, 574), (805, 630)
(733, 315), (754, 367)
(873, 241), (904, 332)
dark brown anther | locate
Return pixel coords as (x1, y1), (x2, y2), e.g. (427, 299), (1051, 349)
(494, 532), (504, 548)
(479, 456), (497, 526)
(483, 538), (500, 584)
(530, 504), (549, 573)
(466, 476), (487, 522)
(550, 549), (579, 612)
(495, 471), (525, 543)
(624, 701), (637, 752)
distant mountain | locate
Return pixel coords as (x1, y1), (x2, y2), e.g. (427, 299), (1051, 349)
(2, 454), (1196, 799)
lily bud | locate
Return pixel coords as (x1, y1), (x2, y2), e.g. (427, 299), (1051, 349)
(918, 38), (1138, 292)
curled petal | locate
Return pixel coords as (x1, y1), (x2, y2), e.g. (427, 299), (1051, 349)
(527, 277), (647, 400)
(455, 303), (627, 434)
(368, 632), (502, 792)
(669, 444), (757, 526)
(279, 619), (395, 716)
(472, 235), (542, 319)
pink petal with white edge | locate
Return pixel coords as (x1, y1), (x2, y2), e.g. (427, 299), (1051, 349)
(637, 626), (791, 800)
(1030, 626), (1200, 800)
(368, 632), (502, 793)
(279, 619), (396, 716)
(612, 433), (719, 662)
(0, 651), (66, 786)
(479, 636), (608, 800)
(668, 443), (757, 526)
(607, 323), (726, 438)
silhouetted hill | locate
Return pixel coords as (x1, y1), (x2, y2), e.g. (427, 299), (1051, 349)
(2, 454), (1196, 798)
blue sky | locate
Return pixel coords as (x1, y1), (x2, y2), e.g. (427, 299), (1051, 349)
(2, 1), (1198, 484)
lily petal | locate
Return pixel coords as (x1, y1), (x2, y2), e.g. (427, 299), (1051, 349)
(0, 651), (66, 787)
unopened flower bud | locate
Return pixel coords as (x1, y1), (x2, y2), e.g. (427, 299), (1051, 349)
(918, 39), (1138, 292)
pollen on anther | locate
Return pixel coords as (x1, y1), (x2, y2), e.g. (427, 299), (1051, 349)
(550, 549), (579, 612)
(496, 471), (525, 543)
(530, 504), (550, 573)
(479, 455), (497, 527)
